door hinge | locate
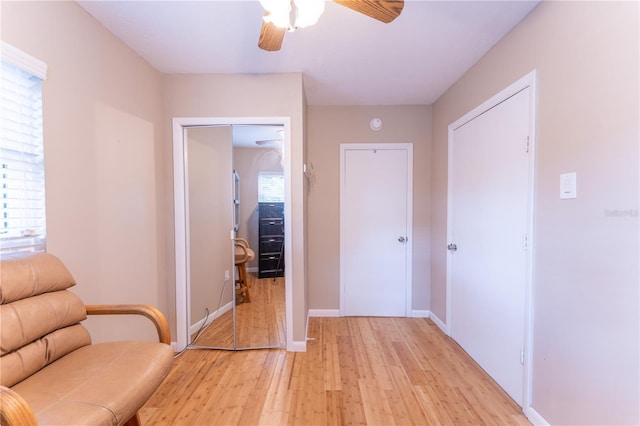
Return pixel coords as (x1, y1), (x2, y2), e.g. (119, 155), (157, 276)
(525, 136), (530, 153)
(520, 348), (525, 365)
(523, 234), (528, 251)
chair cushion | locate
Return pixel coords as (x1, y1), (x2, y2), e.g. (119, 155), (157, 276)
(1, 324), (91, 388)
(0, 253), (76, 304)
(11, 341), (174, 426)
(1, 289), (91, 387)
(1, 290), (88, 356)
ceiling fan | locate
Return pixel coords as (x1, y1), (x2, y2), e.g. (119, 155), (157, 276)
(258, 0), (405, 51)
(255, 139), (283, 147)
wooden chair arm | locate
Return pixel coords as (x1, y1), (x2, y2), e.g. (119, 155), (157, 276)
(0, 386), (38, 426)
(85, 304), (171, 345)
(234, 238), (250, 248)
(234, 242), (249, 264)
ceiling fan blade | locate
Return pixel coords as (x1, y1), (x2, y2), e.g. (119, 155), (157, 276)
(256, 139), (283, 146)
(332, 0), (404, 24)
(258, 13), (286, 51)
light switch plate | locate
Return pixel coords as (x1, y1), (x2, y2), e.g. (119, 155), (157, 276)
(560, 172), (577, 199)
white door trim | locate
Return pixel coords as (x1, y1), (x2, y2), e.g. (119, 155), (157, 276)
(446, 70), (537, 411)
(339, 143), (413, 317)
(173, 116), (293, 351)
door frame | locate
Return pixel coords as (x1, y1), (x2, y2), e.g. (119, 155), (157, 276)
(173, 116), (293, 351)
(339, 143), (414, 317)
(445, 70), (537, 409)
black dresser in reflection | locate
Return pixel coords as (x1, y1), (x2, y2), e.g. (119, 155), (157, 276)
(258, 202), (285, 278)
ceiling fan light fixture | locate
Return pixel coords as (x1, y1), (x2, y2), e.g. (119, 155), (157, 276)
(260, 0), (292, 28)
(258, 0), (405, 52)
(293, 0), (325, 28)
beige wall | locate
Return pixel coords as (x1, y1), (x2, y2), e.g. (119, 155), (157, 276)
(163, 73), (308, 344)
(431, 2), (639, 424)
(187, 127), (233, 328)
(233, 146), (283, 270)
(1, 1), (166, 342)
(307, 105), (432, 311)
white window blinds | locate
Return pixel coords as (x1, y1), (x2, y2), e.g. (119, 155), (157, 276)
(1, 53), (46, 254)
(258, 172), (285, 203)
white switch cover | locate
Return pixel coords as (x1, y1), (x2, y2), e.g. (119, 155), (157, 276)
(560, 172), (577, 199)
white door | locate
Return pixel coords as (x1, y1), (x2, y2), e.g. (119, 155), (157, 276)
(448, 87), (532, 405)
(340, 144), (413, 316)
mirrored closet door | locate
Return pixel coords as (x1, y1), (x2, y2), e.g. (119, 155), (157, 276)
(184, 124), (286, 350)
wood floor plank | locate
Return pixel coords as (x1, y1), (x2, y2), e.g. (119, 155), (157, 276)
(235, 353), (278, 425)
(392, 339), (430, 386)
(346, 319), (377, 383)
(319, 317), (342, 392)
(413, 382), (457, 425)
(386, 365), (430, 425)
(288, 331), (327, 426)
(358, 379), (395, 425)
(143, 317), (530, 425)
(258, 350), (295, 425)
(335, 335), (368, 425)
(324, 390), (344, 426)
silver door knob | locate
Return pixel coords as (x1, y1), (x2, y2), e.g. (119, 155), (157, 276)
(447, 243), (458, 251)
(398, 236), (406, 243)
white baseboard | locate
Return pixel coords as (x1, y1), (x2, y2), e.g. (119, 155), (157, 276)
(247, 266), (258, 273)
(308, 309), (340, 317)
(189, 301), (233, 335)
(524, 406), (549, 426)
(289, 340), (307, 352)
(308, 309), (434, 319)
(429, 312), (448, 334)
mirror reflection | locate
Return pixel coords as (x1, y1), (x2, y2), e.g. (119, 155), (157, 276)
(186, 124), (286, 350)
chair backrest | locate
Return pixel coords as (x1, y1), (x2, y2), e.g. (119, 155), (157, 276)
(0, 253), (91, 387)
(234, 238), (255, 264)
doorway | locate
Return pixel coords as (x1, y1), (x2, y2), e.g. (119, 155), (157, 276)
(173, 117), (293, 352)
(340, 143), (413, 316)
(446, 72), (536, 407)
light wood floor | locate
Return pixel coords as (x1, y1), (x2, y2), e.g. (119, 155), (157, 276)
(191, 274), (285, 349)
(142, 316), (530, 425)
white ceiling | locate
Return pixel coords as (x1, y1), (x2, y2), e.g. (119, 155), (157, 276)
(76, 0), (539, 106)
(233, 124), (284, 148)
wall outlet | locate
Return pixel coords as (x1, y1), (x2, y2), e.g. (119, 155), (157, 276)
(224, 270), (230, 281)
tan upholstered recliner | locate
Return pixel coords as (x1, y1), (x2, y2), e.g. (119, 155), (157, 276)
(0, 252), (174, 426)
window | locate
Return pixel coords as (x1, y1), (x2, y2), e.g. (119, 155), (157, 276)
(258, 172), (285, 203)
(1, 43), (47, 254)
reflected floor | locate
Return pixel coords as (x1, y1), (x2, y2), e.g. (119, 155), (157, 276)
(191, 273), (285, 349)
